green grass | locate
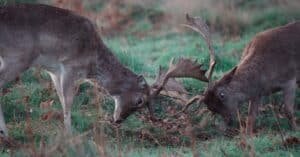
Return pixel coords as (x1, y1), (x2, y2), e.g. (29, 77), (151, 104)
(1, 131), (298, 156)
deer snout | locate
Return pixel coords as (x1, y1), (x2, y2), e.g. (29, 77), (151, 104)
(113, 110), (125, 124)
(113, 104), (124, 124)
(114, 118), (123, 124)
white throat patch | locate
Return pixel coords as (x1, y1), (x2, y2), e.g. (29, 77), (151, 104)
(113, 96), (121, 121)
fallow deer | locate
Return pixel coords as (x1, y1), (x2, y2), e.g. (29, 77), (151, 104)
(0, 3), (153, 137)
(178, 14), (300, 135)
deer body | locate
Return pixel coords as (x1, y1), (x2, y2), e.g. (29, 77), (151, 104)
(0, 4), (149, 137)
(204, 22), (300, 133)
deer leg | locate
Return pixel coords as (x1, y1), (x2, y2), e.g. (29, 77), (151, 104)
(48, 66), (79, 133)
(0, 80), (8, 137)
(246, 97), (260, 135)
(0, 104), (8, 137)
(283, 78), (298, 130)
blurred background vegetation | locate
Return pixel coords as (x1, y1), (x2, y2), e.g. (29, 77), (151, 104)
(0, 0), (299, 156)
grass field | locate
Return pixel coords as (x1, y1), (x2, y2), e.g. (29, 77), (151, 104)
(0, 0), (300, 156)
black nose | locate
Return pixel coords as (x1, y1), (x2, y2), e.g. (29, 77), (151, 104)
(114, 119), (123, 124)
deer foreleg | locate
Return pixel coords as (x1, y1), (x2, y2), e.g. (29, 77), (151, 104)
(246, 97), (260, 135)
(283, 78), (298, 130)
(48, 65), (79, 133)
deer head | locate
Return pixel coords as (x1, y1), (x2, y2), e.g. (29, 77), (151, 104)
(112, 75), (150, 123)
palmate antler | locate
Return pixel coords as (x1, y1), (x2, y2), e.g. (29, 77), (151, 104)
(173, 14), (217, 113)
(183, 14), (216, 86)
(151, 66), (189, 104)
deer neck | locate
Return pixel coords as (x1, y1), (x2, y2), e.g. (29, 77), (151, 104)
(229, 67), (263, 100)
(94, 43), (138, 95)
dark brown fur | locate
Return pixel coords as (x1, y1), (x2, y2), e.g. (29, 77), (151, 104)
(203, 22), (300, 134)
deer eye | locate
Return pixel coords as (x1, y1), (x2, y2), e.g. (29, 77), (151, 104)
(219, 92), (225, 100)
(135, 97), (144, 107)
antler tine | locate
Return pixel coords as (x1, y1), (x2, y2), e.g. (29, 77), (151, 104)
(183, 14), (211, 42)
(183, 14), (216, 86)
(172, 95), (204, 116)
(150, 66), (169, 97)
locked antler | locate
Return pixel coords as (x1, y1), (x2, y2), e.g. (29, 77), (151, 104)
(147, 58), (207, 120)
(148, 14), (217, 117)
(150, 58), (208, 98)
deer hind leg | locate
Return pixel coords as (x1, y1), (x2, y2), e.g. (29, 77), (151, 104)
(283, 78), (298, 130)
(246, 98), (260, 136)
(0, 103), (8, 137)
(0, 80), (8, 137)
(48, 64), (81, 133)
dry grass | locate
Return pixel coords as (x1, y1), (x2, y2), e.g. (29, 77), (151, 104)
(45, 0), (300, 37)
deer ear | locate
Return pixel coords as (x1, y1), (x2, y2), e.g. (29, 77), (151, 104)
(137, 75), (147, 88)
(222, 67), (237, 84)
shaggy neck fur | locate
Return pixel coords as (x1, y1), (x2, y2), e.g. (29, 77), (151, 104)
(93, 40), (138, 95)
